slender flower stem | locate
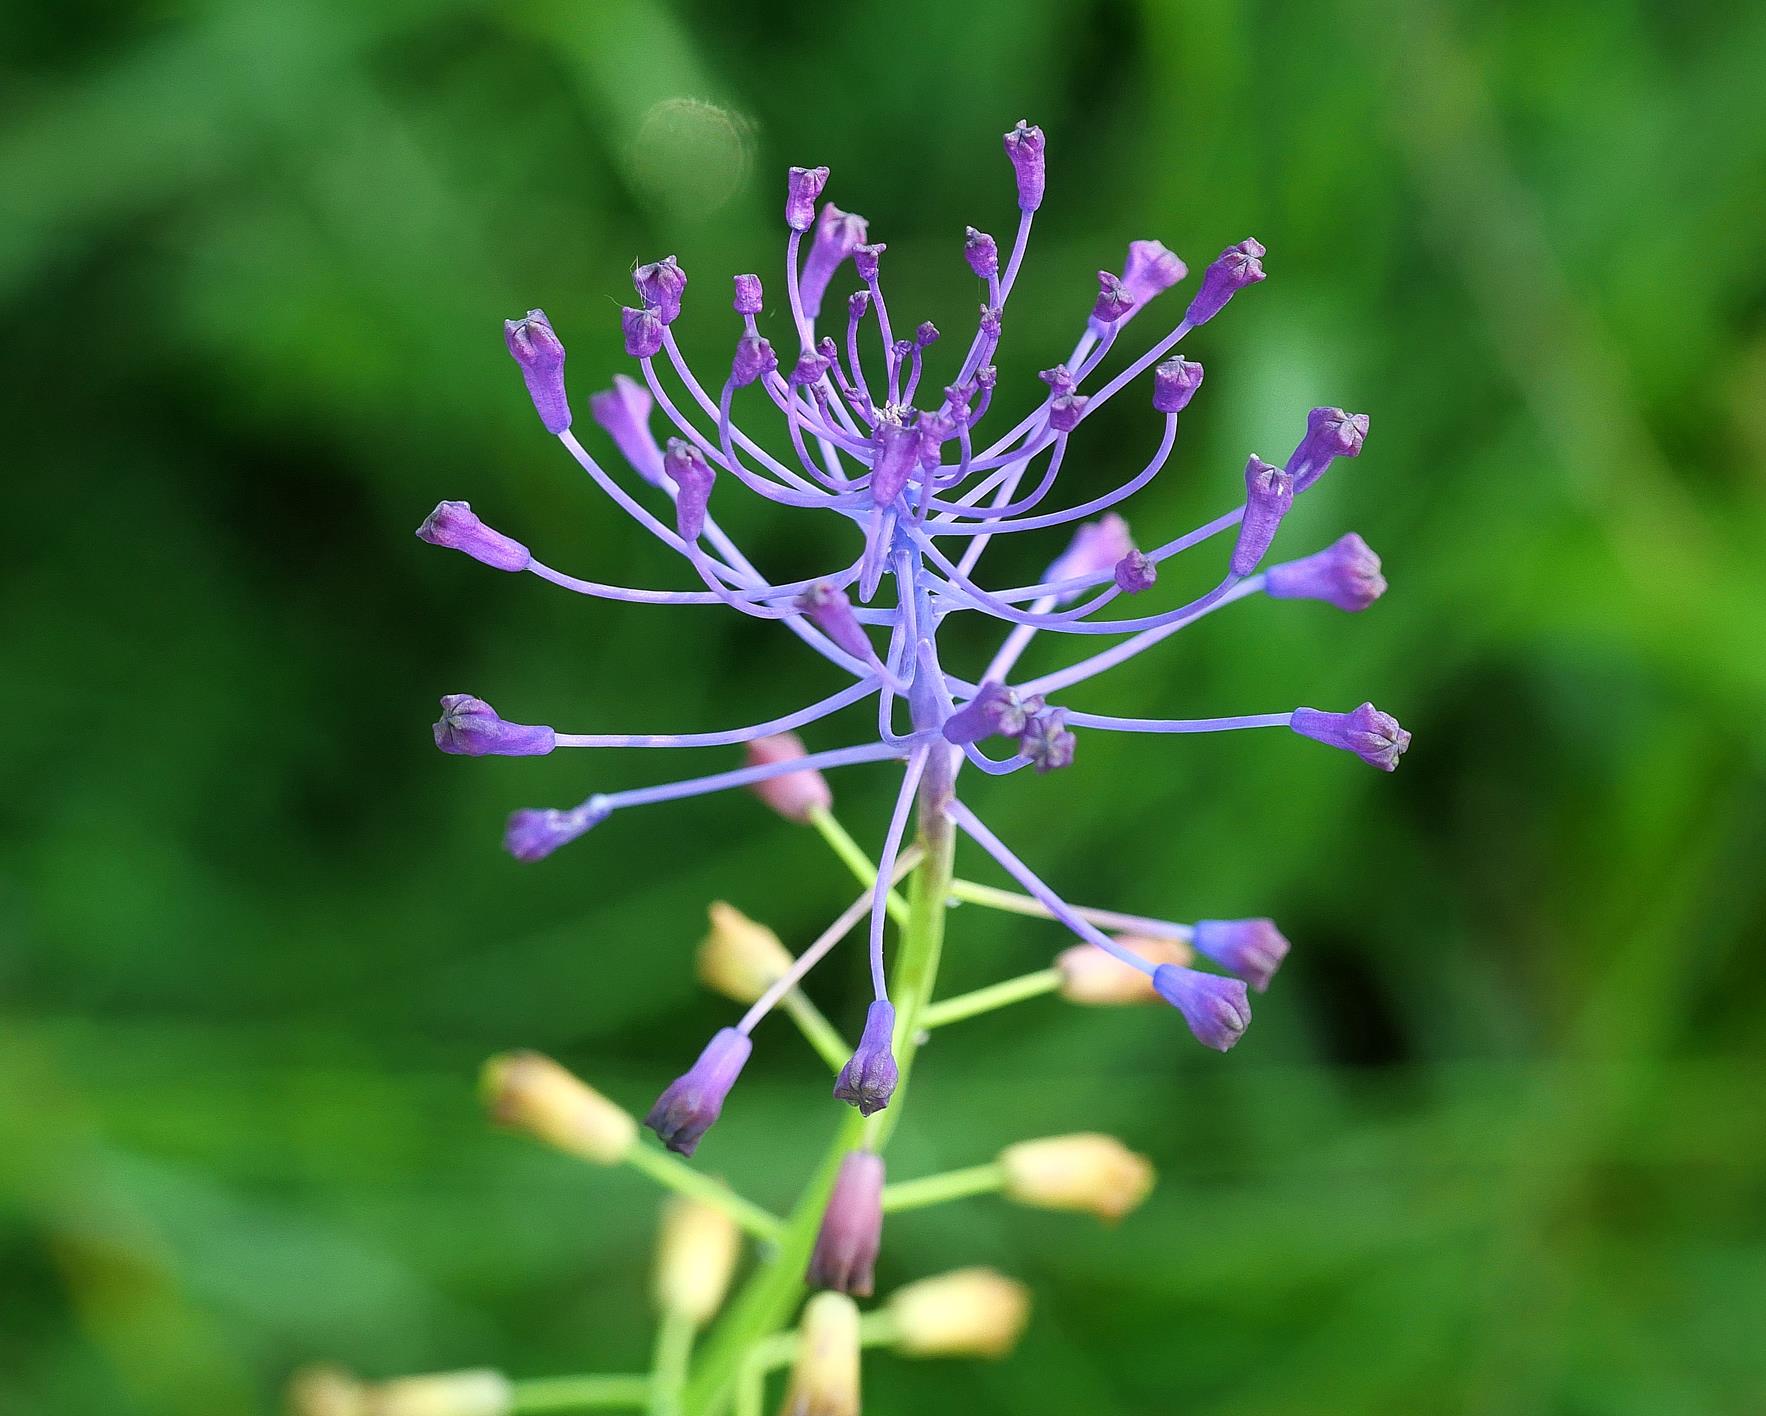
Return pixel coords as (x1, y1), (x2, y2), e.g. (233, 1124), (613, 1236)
(881, 1162), (1008, 1213)
(623, 1147), (784, 1243)
(945, 879), (1192, 941)
(919, 969), (1063, 1029)
(807, 807), (911, 926)
(649, 1308), (697, 1416)
(513, 1375), (653, 1412)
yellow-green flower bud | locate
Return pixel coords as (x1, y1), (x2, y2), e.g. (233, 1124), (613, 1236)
(652, 1197), (742, 1325)
(696, 901), (795, 1004)
(886, 1267), (1031, 1359)
(998, 1133), (1154, 1222)
(1055, 935), (1193, 1005)
(480, 1051), (637, 1164)
(779, 1291), (860, 1416)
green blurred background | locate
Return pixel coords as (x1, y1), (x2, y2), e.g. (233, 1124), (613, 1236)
(6, 0), (1766, 1411)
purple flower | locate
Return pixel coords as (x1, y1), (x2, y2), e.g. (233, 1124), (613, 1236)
(1038, 363), (1076, 393)
(869, 419), (921, 504)
(852, 241), (886, 284)
(1002, 120), (1046, 211)
(416, 501), (530, 572)
(1297, 406), (1369, 468)
(915, 321), (939, 347)
(832, 1000), (898, 1116)
(731, 334), (777, 389)
(1185, 238), (1266, 327)
(621, 305), (664, 359)
(588, 375), (665, 485)
(800, 204), (870, 319)
(979, 304), (1002, 339)
(732, 273), (764, 315)
(943, 681), (1044, 745)
(1048, 393), (1087, 433)
(1289, 703), (1411, 771)
(633, 255), (687, 324)
(1151, 965), (1251, 1051)
(433, 695), (555, 757)
(1043, 513), (1134, 602)
(504, 309), (571, 434)
(644, 1027), (753, 1157)
(504, 799), (610, 862)
(1091, 271), (1135, 324)
(1019, 707), (1076, 773)
(789, 350), (830, 387)
(1113, 550), (1157, 594)
(807, 1151), (885, 1295)
(663, 438), (715, 541)
(964, 227), (999, 279)
(1190, 918), (1290, 993)
(785, 165), (829, 232)
(1152, 356), (1204, 414)
(1266, 534), (1386, 611)
(1117, 239), (1188, 310)
(1230, 455), (1295, 576)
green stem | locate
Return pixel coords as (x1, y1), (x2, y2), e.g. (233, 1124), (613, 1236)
(649, 1308), (696, 1416)
(918, 969), (1063, 1029)
(946, 878), (1190, 941)
(513, 1374), (653, 1411)
(880, 1161), (1007, 1213)
(809, 807), (911, 926)
(624, 1146), (784, 1243)
(780, 990), (850, 1073)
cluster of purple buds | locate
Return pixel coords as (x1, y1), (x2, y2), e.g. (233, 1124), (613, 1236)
(420, 121), (1410, 1287)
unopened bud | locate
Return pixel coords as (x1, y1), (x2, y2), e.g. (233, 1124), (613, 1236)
(697, 901), (794, 1003)
(287, 1366), (366, 1416)
(588, 375), (665, 485)
(1152, 964), (1252, 1051)
(781, 1292), (861, 1416)
(1047, 392), (1087, 433)
(481, 1051), (637, 1164)
(503, 310), (570, 434)
(743, 732), (833, 823)
(364, 1371), (512, 1416)
(433, 694), (554, 757)
(1289, 702), (1411, 771)
(1091, 270), (1135, 324)
(806, 1151), (885, 1296)
(663, 438), (715, 542)
(653, 1197), (741, 1325)
(1002, 120), (1046, 211)
(1113, 550), (1156, 594)
(886, 1268), (1032, 1359)
(1151, 355), (1204, 413)
(963, 227), (998, 280)
(1230, 455), (1294, 576)
(999, 1133), (1154, 1222)
(633, 255), (687, 324)
(1185, 238), (1266, 327)
(1265, 533), (1386, 611)
(801, 205), (870, 319)
(1056, 936), (1196, 1004)
(852, 241), (886, 283)
(786, 165), (830, 232)
(732, 273), (764, 315)
(416, 502), (530, 573)
(644, 1028), (752, 1158)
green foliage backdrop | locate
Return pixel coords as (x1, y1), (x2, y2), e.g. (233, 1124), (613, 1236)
(4, 0), (1765, 1411)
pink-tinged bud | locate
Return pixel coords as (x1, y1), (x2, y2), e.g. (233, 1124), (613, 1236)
(621, 304), (664, 359)
(1056, 936), (1195, 1004)
(1230, 455), (1294, 576)
(697, 901), (795, 1002)
(964, 226), (999, 279)
(663, 438), (715, 541)
(732, 272), (764, 315)
(807, 1151), (885, 1295)
(416, 501), (531, 573)
(433, 695), (555, 757)
(942, 681), (1045, 745)
(1151, 355), (1204, 413)
(782, 1292), (861, 1416)
(1185, 237), (1266, 326)
(1118, 239), (1188, 309)
(653, 1196), (741, 1325)
(1018, 706), (1075, 773)
(868, 419), (921, 504)
(644, 1027), (752, 1157)
(503, 309), (570, 434)
(1266, 533), (1386, 611)
(481, 1050), (637, 1164)
(731, 334), (777, 388)
(588, 374), (665, 485)
(800, 204), (870, 319)
(886, 1268), (1031, 1359)
(633, 255), (687, 323)
(786, 165), (830, 232)
(1152, 965), (1252, 1050)
(1190, 917), (1290, 993)
(1047, 392), (1087, 433)
(1293, 407), (1370, 491)
(999, 1134), (1154, 1222)
(1289, 703), (1411, 771)
(1113, 550), (1156, 594)
(1091, 270), (1135, 324)
(743, 732), (834, 823)
(503, 800), (610, 862)
(852, 241), (886, 283)
(832, 1000), (897, 1116)
(1042, 513), (1134, 603)
(1002, 120), (1046, 211)
(796, 582), (875, 662)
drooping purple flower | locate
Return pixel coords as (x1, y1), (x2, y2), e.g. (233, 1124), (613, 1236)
(1151, 965), (1251, 1051)
(1002, 120), (1046, 211)
(1091, 271), (1135, 324)
(1230, 455), (1295, 576)
(731, 334), (777, 389)
(732, 273), (764, 315)
(1289, 703), (1411, 771)
(663, 438), (715, 541)
(807, 1151), (885, 1295)
(785, 165), (829, 232)
(964, 227), (999, 279)
(416, 501), (531, 572)
(1113, 550), (1157, 594)
(1185, 238), (1266, 327)
(1117, 239), (1188, 310)
(1152, 356), (1204, 413)
(504, 309), (571, 434)
(633, 255), (687, 324)
(1265, 534), (1386, 611)
(644, 1027), (753, 1157)
(621, 305), (664, 359)
(504, 799), (611, 862)
(1019, 707), (1076, 773)
(588, 375), (665, 485)
(832, 1000), (898, 1116)
(943, 681), (1045, 745)
(433, 695), (556, 757)
(800, 204), (870, 319)
(1190, 918), (1290, 993)
(797, 582), (874, 662)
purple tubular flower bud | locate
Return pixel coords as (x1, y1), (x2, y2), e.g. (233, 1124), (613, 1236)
(915, 320), (939, 347)
(1184, 238), (1267, 327)
(978, 305), (1002, 339)
(744, 732), (833, 822)
(1152, 964), (1251, 1051)
(800, 205), (870, 319)
(1042, 513), (1134, 602)
(964, 226), (999, 279)
(644, 1027), (753, 1157)
(731, 334), (777, 388)
(663, 438), (716, 541)
(417, 501), (531, 572)
(621, 305), (664, 359)
(890, 338), (914, 367)
(807, 1151), (885, 1296)
(504, 799), (611, 862)
(1091, 270), (1136, 324)
(790, 350), (831, 386)
(1230, 455), (1294, 576)
(1190, 918), (1290, 993)
(786, 165), (829, 232)
(1289, 703), (1412, 771)
(942, 681), (1045, 745)
(1047, 393), (1088, 433)
(832, 1000), (898, 1116)
(1152, 356), (1204, 413)
(732, 272), (764, 315)
(1002, 120), (1046, 211)
(1113, 550), (1157, 594)
(1119, 239), (1188, 308)
(976, 364), (998, 389)
(869, 419), (921, 504)
(1293, 407), (1370, 491)
(1038, 364), (1076, 393)
(633, 255), (687, 324)
(916, 411), (955, 467)
(1265, 533), (1386, 611)
(588, 374), (665, 485)
(1018, 707), (1076, 773)
(797, 582), (874, 661)
(852, 242), (886, 283)
(433, 694), (555, 757)
(504, 309), (571, 434)
(848, 289), (871, 320)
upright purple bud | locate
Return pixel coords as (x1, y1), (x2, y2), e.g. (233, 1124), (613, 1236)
(797, 582), (874, 662)
(869, 419), (921, 504)
(1190, 918), (1290, 993)
(975, 364), (998, 390)
(916, 411), (955, 467)
(1293, 407), (1370, 491)
(978, 305), (1002, 340)
(848, 289), (871, 321)
(915, 321), (940, 347)
(633, 255), (687, 324)
(1230, 455), (1294, 576)
(1091, 271), (1136, 324)
(1043, 513), (1134, 602)
(790, 350), (831, 386)
(1184, 238), (1267, 327)
(744, 732), (833, 822)
(1048, 392), (1088, 433)
(1152, 965), (1251, 1051)
(1266, 533), (1386, 611)
(433, 694), (555, 757)
(800, 205), (870, 319)
(417, 501), (531, 573)
(1019, 707), (1076, 773)
(1152, 356), (1204, 413)
(1289, 703), (1411, 771)
(663, 438), (715, 542)
(786, 165), (829, 232)
(731, 334), (777, 388)
(832, 1001), (898, 1116)
(807, 1151), (885, 1296)
(644, 1028), (752, 1157)
(944, 382), (976, 423)
(1118, 239), (1189, 308)
(1038, 364), (1076, 394)
(1002, 120), (1046, 211)
(621, 305), (664, 359)
(732, 272), (764, 315)
(852, 242), (887, 283)
(1113, 550), (1157, 594)
(504, 309), (571, 434)
(504, 799), (611, 862)
(588, 375), (665, 485)
(942, 681), (1044, 745)
(890, 338), (914, 367)
(964, 227), (999, 279)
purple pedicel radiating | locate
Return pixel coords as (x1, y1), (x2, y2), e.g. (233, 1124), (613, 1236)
(807, 1151), (885, 1295)
(832, 1000), (898, 1116)
(1289, 703), (1411, 771)
(1229, 455), (1295, 576)
(417, 501), (531, 572)
(662, 438), (715, 541)
(1018, 706), (1076, 773)
(621, 305), (664, 359)
(644, 1027), (753, 1157)
(786, 165), (829, 232)
(1190, 918), (1290, 993)
(942, 681), (1044, 745)
(633, 255), (687, 324)
(1151, 964), (1252, 1051)
(433, 695), (556, 757)
(1185, 238), (1266, 327)
(1113, 550), (1157, 594)
(1152, 356), (1204, 413)
(1002, 120), (1046, 211)
(588, 375), (665, 485)
(504, 309), (571, 434)
(732, 273), (764, 315)
(965, 227), (999, 280)
(1265, 533), (1386, 611)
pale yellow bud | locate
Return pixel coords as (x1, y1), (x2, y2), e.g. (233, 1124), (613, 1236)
(886, 1267), (1031, 1359)
(480, 1051), (637, 1165)
(287, 1365), (367, 1416)
(998, 1133), (1154, 1222)
(363, 1371), (512, 1416)
(779, 1291), (860, 1416)
(696, 901), (795, 1004)
(1056, 935), (1194, 1005)
(653, 1196), (742, 1324)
